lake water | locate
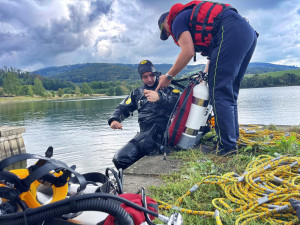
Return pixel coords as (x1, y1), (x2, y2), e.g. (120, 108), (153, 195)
(0, 86), (299, 173)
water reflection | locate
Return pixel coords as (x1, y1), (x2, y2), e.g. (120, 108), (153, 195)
(238, 86), (300, 125)
(0, 97), (139, 173)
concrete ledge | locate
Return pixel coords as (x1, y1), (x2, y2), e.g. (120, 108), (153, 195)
(0, 126), (26, 137)
(123, 154), (182, 193)
(121, 124), (298, 193)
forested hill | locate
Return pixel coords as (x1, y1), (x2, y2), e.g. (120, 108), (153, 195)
(32, 63), (206, 83)
(246, 63), (298, 74)
(241, 68), (300, 88)
(32, 62), (299, 83)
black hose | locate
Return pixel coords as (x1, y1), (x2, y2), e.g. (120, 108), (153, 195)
(105, 167), (123, 194)
(141, 188), (156, 225)
(0, 194), (134, 225)
(118, 168), (123, 188)
(89, 193), (159, 217)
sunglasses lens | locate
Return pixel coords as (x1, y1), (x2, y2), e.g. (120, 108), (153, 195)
(160, 23), (164, 33)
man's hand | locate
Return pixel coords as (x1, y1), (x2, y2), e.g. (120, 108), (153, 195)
(144, 90), (160, 102)
(155, 75), (171, 91)
(110, 120), (123, 129)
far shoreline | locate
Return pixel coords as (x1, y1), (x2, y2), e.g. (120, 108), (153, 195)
(0, 94), (127, 104)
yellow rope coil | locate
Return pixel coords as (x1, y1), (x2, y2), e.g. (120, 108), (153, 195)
(156, 155), (300, 225)
(237, 126), (300, 147)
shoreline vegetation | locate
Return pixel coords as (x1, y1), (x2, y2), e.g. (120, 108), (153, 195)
(1, 84), (300, 104)
(0, 94), (109, 104)
(1, 67), (300, 102)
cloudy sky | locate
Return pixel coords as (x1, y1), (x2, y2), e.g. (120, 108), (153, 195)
(1, 0), (300, 71)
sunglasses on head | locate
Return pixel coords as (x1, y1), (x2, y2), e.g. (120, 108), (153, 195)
(160, 22), (167, 35)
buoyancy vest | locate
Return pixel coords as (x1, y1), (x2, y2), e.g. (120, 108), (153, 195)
(103, 193), (158, 225)
(168, 82), (194, 146)
(167, 1), (237, 56)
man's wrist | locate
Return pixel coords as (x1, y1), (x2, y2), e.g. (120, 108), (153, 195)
(166, 73), (173, 80)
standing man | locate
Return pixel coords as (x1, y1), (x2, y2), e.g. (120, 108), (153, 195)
(108, 60), (180, 170)
(157, 1), (258, 155)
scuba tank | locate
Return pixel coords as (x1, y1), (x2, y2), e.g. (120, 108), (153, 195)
(167, 72), (212, 150)
(176, 78), (211, 149)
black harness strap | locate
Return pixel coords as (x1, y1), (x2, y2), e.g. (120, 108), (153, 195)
(201, 4), (217, 42)
(190, 2), (204, 42)
(190, 2), (237, 45)
(0, 153), (87, 193)
(194, 30), (212, 34)
(0, 186), (19, 201)
(69, 171), (120, 194)
(69, 172), (109, 186)
(0, 153), (48, 171)
(54, 169), (72, 187)
(23, 162), (62, 188)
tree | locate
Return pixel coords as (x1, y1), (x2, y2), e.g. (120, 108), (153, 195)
(19, 85), (31, 96)
(3, 72), (20, 95)
(282, 73), (296, 85)
(81, 82), (93, 95)
(33, 78), (46, 97)
(27, 85), (34, 96)
(57, 88), (64, 97)
(75, 86), (81, 96)
(90, 81), (103, 89)
(106, 87), (115, 96)
(115, 86), (124, 96)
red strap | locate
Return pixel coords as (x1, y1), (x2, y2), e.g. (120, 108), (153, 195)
(103, 194), (158, 225)
(168, 83), (194, 146)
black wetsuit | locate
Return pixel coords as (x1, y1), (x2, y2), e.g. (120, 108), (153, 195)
(108, 79), (180, 170)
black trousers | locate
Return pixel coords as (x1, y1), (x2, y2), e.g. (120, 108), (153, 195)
(112, 123), (165, 170)
(208, 12), (257, 151)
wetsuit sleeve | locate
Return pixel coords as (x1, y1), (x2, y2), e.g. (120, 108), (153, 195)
(156, 87), (180, 113)
(108, 91), (138, 126)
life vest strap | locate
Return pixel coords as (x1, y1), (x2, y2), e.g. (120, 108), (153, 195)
(201, 4), (217, 42)
(190, 2), (204, 43)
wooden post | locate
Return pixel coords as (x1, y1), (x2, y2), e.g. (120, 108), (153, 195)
(0, 126), (26, 169)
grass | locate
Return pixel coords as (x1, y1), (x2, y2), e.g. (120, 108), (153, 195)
(260, 68), (300, 77)
(150, 151), (257, 224)
(246, 68), (300, 78)
(148, 126), (300, 225)
(263, 124), (300, 134)
(287, 125), (300, 134)
(0, 96), (45, 103)
(0, 94), (106, 103)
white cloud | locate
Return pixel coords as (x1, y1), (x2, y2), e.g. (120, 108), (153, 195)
(246, 2), (300, 65)
(95, 40), (112, 57)
(0, 0), (300, 71)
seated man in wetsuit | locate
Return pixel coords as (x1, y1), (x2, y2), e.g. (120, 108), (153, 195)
(108, 60), (180, 170)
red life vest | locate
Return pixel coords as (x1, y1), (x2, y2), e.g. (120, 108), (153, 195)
(167, 1), (236, 56)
